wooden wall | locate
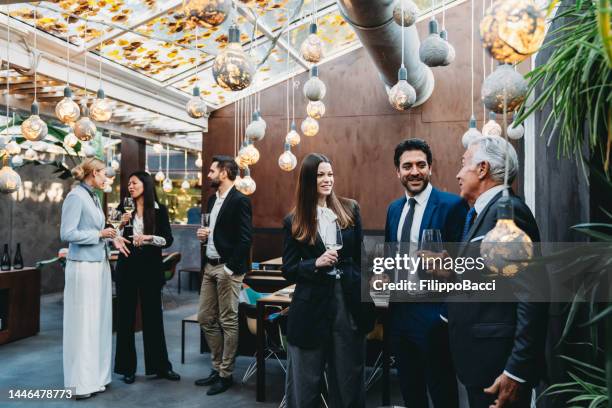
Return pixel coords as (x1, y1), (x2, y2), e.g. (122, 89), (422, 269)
(202, 0), (521, 259)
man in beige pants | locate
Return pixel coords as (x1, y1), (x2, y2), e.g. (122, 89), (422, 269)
(195, 155), (253, 396)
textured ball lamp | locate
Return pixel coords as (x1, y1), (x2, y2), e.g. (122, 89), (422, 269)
(181, 178), (190, 190)
(303, 66), (326, 102)
(243, 141), (260, 165)
(246, 111), (266, 142)
(419, 19), (450, 67)
(162, 177), (173, 192)
(11, 154), (24, 167)
(82, 143), (96, 157)
(103, 180), (112, 193)
(0, 157), (21, 194)
(278, 143), (297, 172)
(186, 86), (207, 118)
(105, 166), (116, 178)
(482, 112), (502, 137)
(155, 170), (165, 182)
(24, 147), (38, 161)
(182, 0), (231, 27)
(306, 100), (326, 119)
(393, 0), (419, 27)
(301, 116), (319, 137)
(480, 0), (545, 64)
(256, 110), (267, 129)
(507, 121), (525, 140)
(462, 115), (483, 148)
(21, 102), (48, 142)
(55, 87), (81, 124)
(64, 133), (79, 148)
(239, 167), (256, 195)
(212, 25), (255, 91)
(388, 65), (417, 111)
(300, 23), (324, 63)
(439, 30), (456, 66)
(111, 159), (120, 171)
(74, 106), (97, 141)
(90, 89), (113, 122)
(285, 121), (301, 147)
(482, 64), (528, 113)
(195, 152), (203, 168)
(5, 140), (21, 155)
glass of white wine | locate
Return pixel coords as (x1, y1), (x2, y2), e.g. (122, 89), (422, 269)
(322, 221), (343, 279)
(123, 197), (135, 226)
(108, 207), (122, 235)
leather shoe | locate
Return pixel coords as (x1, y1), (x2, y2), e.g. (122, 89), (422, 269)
(195, 370), (219, 386)
(75, 393), (92, 400)
(122, 374), (135, 384)
(206, 376), (233, 395)
(156, 370), (181, 381)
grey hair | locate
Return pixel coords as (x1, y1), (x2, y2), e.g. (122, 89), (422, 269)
(469, 136), (519, 184)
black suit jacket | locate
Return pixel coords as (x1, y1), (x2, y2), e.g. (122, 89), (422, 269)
(281, 202), (376, 349)
(448, 190), (548, 387)
(116, 204), (174, 287)
(203, 187), (253, 275)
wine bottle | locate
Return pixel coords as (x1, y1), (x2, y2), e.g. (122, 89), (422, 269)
(13, 243), (23, 270)
(1, 244), (11, 271)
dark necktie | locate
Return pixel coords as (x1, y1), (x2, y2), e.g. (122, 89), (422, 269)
(400, 198), (417, 243)
(462, 207), (477, 241)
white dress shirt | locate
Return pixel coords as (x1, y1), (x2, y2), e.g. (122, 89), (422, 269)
(120, 202), (166, 247)
(397, 182), (433, 245)
(206, 186), (233, 274)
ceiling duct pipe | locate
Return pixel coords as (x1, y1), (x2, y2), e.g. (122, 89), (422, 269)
(336, 0), (435, 106)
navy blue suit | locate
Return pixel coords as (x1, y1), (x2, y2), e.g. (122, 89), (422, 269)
(385, 187), (468, 408)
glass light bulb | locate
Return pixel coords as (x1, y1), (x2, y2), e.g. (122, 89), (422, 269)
(301, 117), (319, 137)
(163, 178), (173, 192)
(21, 114), (48, 141)
(155, 170), (166, 182)
(507, 122), (525, 140)
(103, 181), (112, 193)
(0, 164), (22, 193)
(246, 120), (266, 142)
(389, 80), (417, 111)
(243, 143), (260, 165)
(303, 76), (327, 102)
(285, 129), (301, 147)
(212, 30), (255, 91)
(300, 33), (324, 63)
(306, 100), (326, 119)
(186, 94), (207, 118)
(462, 117), (483, 148)
(82, 143), (96, 157)
(482, 119), (502, 137)
(393, 0), (419, 27)
(181, 179), (190, 190)
(241, 175), (256, 195)
(481, 219), (533, 277)
(11, 154), (24, 167)
(278, 150), (297, 172)
(74, 116), (97, 141)
(111, 159), (120, 171)
(195, 152), (203, 168)
(24, 148), (38, 161)
(182, 0), (231, 27)
(64, 133), (79, 148)
(55, 97), (81, 123)
(153, 143), (164, 154)
(90, 97), (113, 122)
(6, 140), (21, 155)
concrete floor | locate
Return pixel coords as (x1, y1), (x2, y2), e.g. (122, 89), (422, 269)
(0, 290), (408, 408)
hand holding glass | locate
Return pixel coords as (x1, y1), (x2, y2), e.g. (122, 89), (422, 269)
(123, 197), (135, 226)
(322, 221), (343, 278)
(198, 213), (211, 246)
(108, 207), (122, 233)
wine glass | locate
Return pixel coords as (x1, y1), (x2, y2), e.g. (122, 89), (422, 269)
(322, 221), (343, 279)
(200, 213), (211, 247)
(420, 229), (443, 274)
(107, 207), (122, 235)
(123, 197), (135, 226)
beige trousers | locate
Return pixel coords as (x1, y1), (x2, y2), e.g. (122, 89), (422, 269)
(197, 263), (243, 378)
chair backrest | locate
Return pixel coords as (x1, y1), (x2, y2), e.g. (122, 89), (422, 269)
(162, 252), (182, 282)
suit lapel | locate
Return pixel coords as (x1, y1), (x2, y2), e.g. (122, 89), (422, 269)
(216, 186), (236, 224)
(419, 188), (439, 242)
(390, 197), (406, 242)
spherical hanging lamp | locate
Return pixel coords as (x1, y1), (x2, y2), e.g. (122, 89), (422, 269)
(82, 142), (96, 157)
(301, 116), (319, 137)
(24, 147), (38, 161)
(482, 112), (502, 137)
(507, 121), (525, 140)
(63, 133), (79, 148)
(195, 152), (203, 168)
(5, 140), (21, 155)
(388, 65), (417, 111)
(0, 158), (21, 194)
(246, 111), (266, 142)
(462, 115), (483, 148)
(11, 154), (23, 167)
(255, 110), (267, 129)
(439, 30), (456, 66)
(306, 100), (326, 119)
(90, 89), (113, 122)
(393, 0), (419, 27)
(21, 102), (48, 141)
(482, 64), (528, 114)
(419, 19), (449, 67)
(181, 178), (190, 190)
(74, 105), (97, 142)
(55, 87), (81, 124)
(243, 141), (260, 165)
(480, 0), (545, 64)
(186, 86), (208, 118)
(278, 143), (297, 172)
(212, 25), (254, 91)
(303, 66), (326, 102)
(239, 167), (256, 195)
(111, 159), (120, 171)
(182, 0), (232, 27)
(300, 23), (324, 63)
(155, 170), (165, 182)
(162, 177), (173, 192)
(285, 121), (301, 147)
(153, 143), (164, 154)
(103, 180), (112, 193)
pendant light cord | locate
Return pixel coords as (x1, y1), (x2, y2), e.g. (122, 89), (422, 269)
(502, 89), (509, 193)
(482, 0), (486, 123)
(195, 25), (199, 81)
(33, 6), (37, 103)
(6, 5), (10, 126)
(442, 0), (446, 29)
(470, 0), (474, 115)
(401, 0), (405, 68)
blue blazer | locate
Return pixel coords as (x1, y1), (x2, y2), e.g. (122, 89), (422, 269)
(60, 183), (107, 262)
(384, 187), (468, 338)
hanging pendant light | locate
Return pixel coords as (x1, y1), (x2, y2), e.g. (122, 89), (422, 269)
(439, 30), (456, 66)
(0, 156), (21, 194)
(246, 111), (266, 142)
(237, 166), (256, 195)
(301, 116), (319, 137)
(34, 141), (48, 153)
(181, 178), (190, 190)
(90, 89), (113, 122)
(285, 121), (301, 146)
(480, 0), (545, 64)
(212, 24), (254, 91)
(22, 104), (49, 142)
(162, 144), (172, 192)
(63, 132), (79, 148)
(153, 142), (164, 154)
(243, 141), (260, 165)
(419, 19), (450, 67)
(163, 178), (173, 192)
(5, 140), (21, 155)
(103, 181), (112, 193)
(482, 112), (502, 137)
(306, 100), (326, 119)
(256, 110), (266, 129)
(236, 140), (249, 169)
(56, 87), (81, 124)
(186, 86), (208, 118)
(389, 65), (417, 111)
(482, 64), (528, 114)
(111, 158), (120, 171)
(303, 66), (326, 102)
(182, 0), (232, 27)
(82, 142), (96, 157)
(393, 0), (419, 27)
(507, 121), (525, 140)
(74, 105), (97, 142)
(300, 23), (324, 63)
(155, 170), (165, 182)
(462, 115), (483, 148)
(278, 143), (297, 172)
(195, 152), (203, 168)
(11, 154), (23, 167)
(24, 147), (38, 161)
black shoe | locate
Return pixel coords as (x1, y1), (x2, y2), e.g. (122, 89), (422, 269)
(206, 376), (233, 395)
(156, 370), (181, 381)
(122, 374), (135, 384)
(195, 370), (219, 386)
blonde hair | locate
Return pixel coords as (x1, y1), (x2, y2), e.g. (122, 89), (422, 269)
(71, 158), (105, 181)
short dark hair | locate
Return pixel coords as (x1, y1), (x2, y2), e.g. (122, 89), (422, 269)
(394, 138), (433, 167)
(212, 155), (239, 181)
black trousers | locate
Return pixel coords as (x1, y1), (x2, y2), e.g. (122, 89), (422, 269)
(114, 276), (172, 376)
(391, 322), (458, 408)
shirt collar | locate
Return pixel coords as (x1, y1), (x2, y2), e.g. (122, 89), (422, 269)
(216, 185), (233, 200)
(79, 182), (95, 195)
(474, 184), (507, 215)
(405, 182), (433, 206)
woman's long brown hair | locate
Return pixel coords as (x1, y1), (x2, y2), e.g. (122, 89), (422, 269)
(291, 153), (355, 245)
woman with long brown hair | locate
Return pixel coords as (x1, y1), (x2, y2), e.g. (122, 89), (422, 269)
(282, 153), (375, 408)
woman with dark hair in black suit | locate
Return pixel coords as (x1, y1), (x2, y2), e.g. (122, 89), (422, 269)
(113, 171), (180, 384)
(282, 153), (375, 408)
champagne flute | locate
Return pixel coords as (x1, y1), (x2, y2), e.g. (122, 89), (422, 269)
(200, 213), (211, 247)
(123, 197), (135, 226)
(108, 207), (122, 235)
(323, 221), (343, 279)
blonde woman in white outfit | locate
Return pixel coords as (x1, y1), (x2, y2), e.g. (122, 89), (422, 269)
(60, 158), (123, 399)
